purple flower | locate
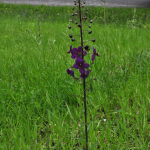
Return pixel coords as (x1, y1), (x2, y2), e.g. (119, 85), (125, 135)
(72, 46), (87, 59)
(80, 70), (91, 79)
(68, 46), (87, 59)
(74, 46), (87, 58)
(67, 69), (74, 77)
(73, 58), (90, 74)
(91, 47), (99, 63)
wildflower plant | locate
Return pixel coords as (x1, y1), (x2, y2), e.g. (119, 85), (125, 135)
(66, 0), (99, 149)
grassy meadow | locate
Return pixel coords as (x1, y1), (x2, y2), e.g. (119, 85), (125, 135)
(0, 3), (150, 149)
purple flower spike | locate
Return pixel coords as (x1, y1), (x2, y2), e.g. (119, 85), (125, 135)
(67, 69), (74, 77)
(80, 70), (91, 79)
(73, 58), (90, 74)
(91, 47), (99, 63)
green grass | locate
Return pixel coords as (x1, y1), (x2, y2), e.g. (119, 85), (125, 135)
(0, 3), (150, 150)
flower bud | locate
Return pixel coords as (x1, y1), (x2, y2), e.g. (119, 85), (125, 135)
(68, 26), (71, 29)
(88, 31), (92, 34)
(96, 53), (100, 56)
(75, 12), (77, 15)
(89, 25), (91, 28)
(86, 8), (88, 11)
(75, 21), (78, 24)
(70, 19), (73, 22)
(78, 24), (81, 27)
(85, 16), (87, 20)
(86, 12), (88, 14)
(72, 13), (74, 16)
(90, 20), (93, 23)
(69, 34), (73, 38)
(72, 38), (75, 42)
(92, 38), (95, 42)
(72, 7), (75, 10)
(84, 45), (90, 51)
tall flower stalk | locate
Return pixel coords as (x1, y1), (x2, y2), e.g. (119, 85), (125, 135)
(67, 0), (99, 149)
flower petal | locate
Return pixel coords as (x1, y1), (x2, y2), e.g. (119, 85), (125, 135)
(91, 54), (95, 62)
(76, 58), (85, 64)
(70, 45), (72, 51)
(80, 70), (90, 79)
(85, 70), (90, 78)
(73, 63), (79, 69)
(70, 70), (74, 77)
(76, 55), (82, 59)
(79, 68), (85, 74)
(83, 63), (90, 68)
(83, 51), (87, 56)
(72, 47), (78, 53)
(78, 46), (82, 52)
(67, 69), (70, 74)
(71, 53), (76, 59)
(93, 47), (96, 54)
(67, 69), (74, 77)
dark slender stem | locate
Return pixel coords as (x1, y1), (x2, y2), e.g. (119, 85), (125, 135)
(78, 0), (88, 149)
